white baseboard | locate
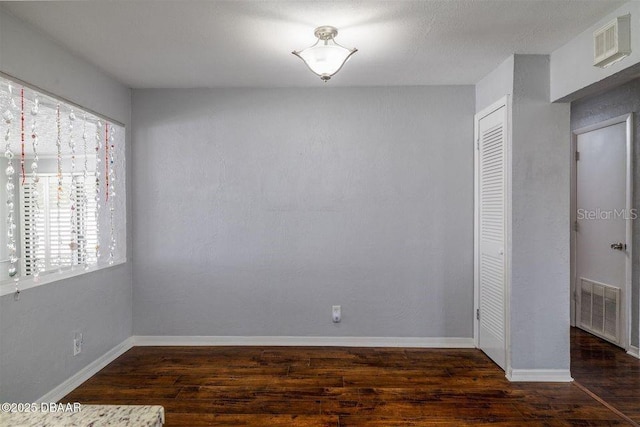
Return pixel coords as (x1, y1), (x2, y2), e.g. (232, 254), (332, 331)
(133, 335), (475, 348)
(628, 345), (640, 359)
(37, 337), (134, 403)
(506, 368), (573, 382)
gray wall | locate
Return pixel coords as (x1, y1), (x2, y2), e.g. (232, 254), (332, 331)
(132, 86), (475, 338)
(570, 78), (640, 348)
(476, 55), (514, 113)
(510, 55), (571, 370)
(550, 1), (640, 102)
(0, 6), (132, 402)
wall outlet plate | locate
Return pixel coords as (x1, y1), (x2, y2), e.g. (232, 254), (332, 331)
(73, 332), (83, 356)
(332, 305), (341, 323)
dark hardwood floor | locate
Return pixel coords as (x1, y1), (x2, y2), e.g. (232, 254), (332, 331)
(571, 327), (640, 424)
(61, 343), (636, 426)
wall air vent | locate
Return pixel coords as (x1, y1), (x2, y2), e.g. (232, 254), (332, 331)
(593, 14), (631, 68)
(580, 278), (621, 345)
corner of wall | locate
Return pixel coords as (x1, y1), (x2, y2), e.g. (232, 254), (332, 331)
(510, 53), (571, 372)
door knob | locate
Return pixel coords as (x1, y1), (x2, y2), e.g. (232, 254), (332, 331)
(610, 242), (626, 251)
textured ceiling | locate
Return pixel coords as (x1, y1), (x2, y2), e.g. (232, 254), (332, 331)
(2, 1), (626, 88)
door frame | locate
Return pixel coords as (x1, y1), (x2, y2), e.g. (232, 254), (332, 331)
(474, 95), (512, 373)
(570, 113), (634, 351)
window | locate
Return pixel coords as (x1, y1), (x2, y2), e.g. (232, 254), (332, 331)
(0, 74), (126, 295)
(21, 174), (98, 274)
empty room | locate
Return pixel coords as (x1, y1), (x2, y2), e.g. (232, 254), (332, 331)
(0, 1), (639, 425)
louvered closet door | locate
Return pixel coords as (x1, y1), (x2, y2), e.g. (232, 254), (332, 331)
(477, 104), (507, 370)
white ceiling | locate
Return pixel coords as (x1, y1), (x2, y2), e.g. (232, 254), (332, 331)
(2, 1), (626, 88)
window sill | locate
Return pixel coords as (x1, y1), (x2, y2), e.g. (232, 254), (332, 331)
(0, 259), (127, 297)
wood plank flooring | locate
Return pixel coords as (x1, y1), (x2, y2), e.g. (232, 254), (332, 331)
(571, 327), (640, 424)
(61, 344), (634, 426)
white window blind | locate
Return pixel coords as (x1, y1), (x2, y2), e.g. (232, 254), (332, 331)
(20, 174), (98, 275)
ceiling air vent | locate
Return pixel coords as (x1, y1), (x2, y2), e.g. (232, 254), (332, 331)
(593, 14), (631, 68)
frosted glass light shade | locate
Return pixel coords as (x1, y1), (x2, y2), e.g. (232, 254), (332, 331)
(292, 26), (357, 82)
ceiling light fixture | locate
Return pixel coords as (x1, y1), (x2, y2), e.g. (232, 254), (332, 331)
(292, 26), (357, 82)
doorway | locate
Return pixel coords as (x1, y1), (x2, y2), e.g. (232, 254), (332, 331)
(569, 79), (640, 425)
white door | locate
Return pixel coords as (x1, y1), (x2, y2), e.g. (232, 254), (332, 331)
(476, 102), (507, 370)
(575, 117), (631, 347)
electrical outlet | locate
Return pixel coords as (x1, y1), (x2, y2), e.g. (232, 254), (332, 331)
(332, 305), (341, 323)
(73, 332), (83, 356)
